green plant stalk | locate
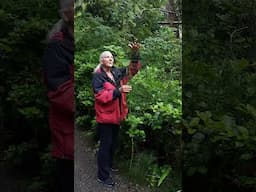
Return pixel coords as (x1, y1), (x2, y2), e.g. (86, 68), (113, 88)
(129, 137), (134, 170)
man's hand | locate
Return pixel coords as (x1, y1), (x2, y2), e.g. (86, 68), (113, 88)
(128, 42), (140, 51)
(119, 85), (132, 93)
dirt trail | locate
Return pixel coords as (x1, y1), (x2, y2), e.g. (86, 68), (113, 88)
(74, 128), (150, 192)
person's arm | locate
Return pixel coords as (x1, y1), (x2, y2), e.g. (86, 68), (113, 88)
(119, 42), (141, 84)
(42, 38), (72, 91)
(92, 73), (121, 104)
(128, 42), (141, 77)
(41, 37), (74, 113)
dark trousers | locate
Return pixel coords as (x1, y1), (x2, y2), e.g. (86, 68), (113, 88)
(97, 123), (119, 180)
(56, 158), (74, 192)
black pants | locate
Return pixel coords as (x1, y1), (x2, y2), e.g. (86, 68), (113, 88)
(56, 158), (74, 192)
(97, 123), (119, 180)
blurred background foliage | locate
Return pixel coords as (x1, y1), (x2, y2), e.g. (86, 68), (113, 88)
(183, 0), (256, 191)
(0, 0), (58, 191)
(2, 0), (254, 191)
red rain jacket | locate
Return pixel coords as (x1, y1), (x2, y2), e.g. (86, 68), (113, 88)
(92, 60), (141, 125)
(42, 28), (74, 160)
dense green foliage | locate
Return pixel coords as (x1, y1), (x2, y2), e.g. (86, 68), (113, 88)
(75, 0), (182, 191)
(0, 0), (59, 191)
(3, 0), (254, 191)
(183, 0), (256, 191)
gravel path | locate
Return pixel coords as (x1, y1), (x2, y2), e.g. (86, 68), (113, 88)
(74, 128), (150, 192)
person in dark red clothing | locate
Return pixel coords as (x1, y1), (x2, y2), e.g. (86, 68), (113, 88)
(92, 42), (141, 187)
(41, 1), (74, 192)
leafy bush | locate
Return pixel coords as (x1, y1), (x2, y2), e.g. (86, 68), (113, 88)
(0, 0), (58, 190)
(183, 0), (256, 191)
(75, 1), (182, 189)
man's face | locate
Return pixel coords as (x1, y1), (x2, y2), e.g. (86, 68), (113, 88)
(102, 53), (114, 68)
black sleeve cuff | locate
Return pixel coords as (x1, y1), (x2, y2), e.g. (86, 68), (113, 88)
(130, 50), (140, 62)
(112, 88), (121, 100)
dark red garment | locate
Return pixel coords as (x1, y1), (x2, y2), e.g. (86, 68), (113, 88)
(92, 61), (141, 125)
(42, 29), (74, 160)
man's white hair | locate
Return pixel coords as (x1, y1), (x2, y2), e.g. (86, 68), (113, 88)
(60, 0), (73, 11)
(99, 51), (113, 63)
(93, 51), (113, 73)
(47, 0), (74, 41)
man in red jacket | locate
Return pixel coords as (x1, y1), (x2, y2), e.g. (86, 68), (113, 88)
(92, 42), (141, 187)
(41, 1), (74, 192)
